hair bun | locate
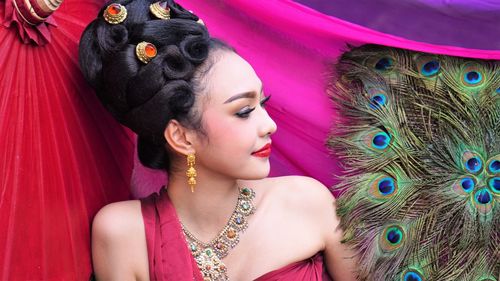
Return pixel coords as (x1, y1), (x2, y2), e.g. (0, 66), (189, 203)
(161, 45), (195, 79)
(180, 34), (210, 64)
(96, 22), (129, 55)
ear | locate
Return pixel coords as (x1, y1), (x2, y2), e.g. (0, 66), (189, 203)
(164, 120), (196, 155)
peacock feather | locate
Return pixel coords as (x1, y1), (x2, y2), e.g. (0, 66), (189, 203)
(328, 45), (499, 281)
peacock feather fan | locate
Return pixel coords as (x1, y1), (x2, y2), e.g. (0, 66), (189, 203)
(328, 45), (499, 281)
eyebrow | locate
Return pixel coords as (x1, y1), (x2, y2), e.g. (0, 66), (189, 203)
(223, 85), (263, 104)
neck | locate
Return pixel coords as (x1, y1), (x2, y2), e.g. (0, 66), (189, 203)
(166, 165), (240, 242)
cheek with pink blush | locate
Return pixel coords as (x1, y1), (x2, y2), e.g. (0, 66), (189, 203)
(202, 109), (257, 152)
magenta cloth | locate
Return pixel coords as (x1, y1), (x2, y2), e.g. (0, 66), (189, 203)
(141, 188), (204, 281)
(254, 253), (326, 281)
(131, 0), (500, 198)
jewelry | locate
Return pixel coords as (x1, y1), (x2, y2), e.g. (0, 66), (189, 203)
(181, 187), (256, 280)
(186, 153), (197, 192)
(135, 41), (157, 64)
(150, 1), (171, 20)
(103, 3), (127, 24)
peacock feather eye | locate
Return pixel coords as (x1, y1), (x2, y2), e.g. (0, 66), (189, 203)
(472, 188), (494, 214)
(474, 189), (491, 204)
(496, 87), (500, 94)
(378, 178), (395, 194)
(361, 129), (392, 152)
(461, 63), (484, 87)
(452, 176), (476, 196)
(460, 178), (474, 192)
(366, 88), (389, 109)
(488, 177), (499, 194)
(421, 61), (440, 76)
(415, 56), (440, 77)
(402, 270), (424, 281)
(462, 151), (483, 174)
(486, 156), (500, 174)
(464, 71), (481, 84)
(370, 94), (388, 109)
(369, 175), (398, 199)
(363, 55), (395, 73)
(372, 132), (391, 149)
(375, 57), (394, 72)
(379, 225), (405, 252)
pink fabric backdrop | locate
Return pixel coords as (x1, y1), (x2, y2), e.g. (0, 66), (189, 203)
(2, 0), (499, 279)
(131, 0), (500, 198)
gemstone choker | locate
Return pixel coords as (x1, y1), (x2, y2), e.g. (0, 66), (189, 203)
(181, 187), (256, 280)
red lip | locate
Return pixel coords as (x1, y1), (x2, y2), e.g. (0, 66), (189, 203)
(252, 143), (272, 157)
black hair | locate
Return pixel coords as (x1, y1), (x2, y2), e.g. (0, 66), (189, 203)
(79, 0), (234, 170)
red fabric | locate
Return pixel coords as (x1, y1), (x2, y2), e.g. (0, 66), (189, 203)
(140, 188), (204, 281)
(255, 253), (327, 281)
(2, 0), (58, 45)
(0, 0), (133, 280)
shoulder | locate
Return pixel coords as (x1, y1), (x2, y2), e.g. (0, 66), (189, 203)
(92, 200), (143, 241)
(266, 176), (340, 242)
(92, 200), (149, 280)
(242, 175), (338, 227)
(250, 176), (337, 229)
(262, 175), (336, 207)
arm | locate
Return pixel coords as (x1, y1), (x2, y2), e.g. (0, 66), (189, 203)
(92, 201), (149, 281)
(323, 198), (358, 281)
(298, 177), (358, 281)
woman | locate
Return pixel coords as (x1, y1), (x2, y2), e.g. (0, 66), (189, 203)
(79, 0), (357, 280)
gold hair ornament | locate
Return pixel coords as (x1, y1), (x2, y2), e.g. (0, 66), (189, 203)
(149, 1), (171, 19)
(103, 3), (127, 24)
(135, 41), (157, 64)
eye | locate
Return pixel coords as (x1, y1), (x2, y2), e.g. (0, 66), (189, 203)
(260, 95), (271, 108)
(235, 95), (271, 118)
(235, 106), (256, 118)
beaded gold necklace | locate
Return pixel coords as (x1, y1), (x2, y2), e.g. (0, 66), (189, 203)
(181, 187), (256, 281)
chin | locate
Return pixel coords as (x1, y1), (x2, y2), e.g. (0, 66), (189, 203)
(240, 160), (271, 180)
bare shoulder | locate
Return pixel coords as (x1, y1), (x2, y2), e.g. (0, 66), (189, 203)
(250, 176), (338, 234)
(92, 200), (149, 280)
(262, 175), (336, 208)
(92, 200), (143, 241)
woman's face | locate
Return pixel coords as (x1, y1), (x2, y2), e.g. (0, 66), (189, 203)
(193, 51), (277, 180)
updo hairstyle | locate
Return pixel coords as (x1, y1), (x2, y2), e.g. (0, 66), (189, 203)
(79, 0), (233, 170)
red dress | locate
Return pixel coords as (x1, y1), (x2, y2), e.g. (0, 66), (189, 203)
(140, 188), (329, 280)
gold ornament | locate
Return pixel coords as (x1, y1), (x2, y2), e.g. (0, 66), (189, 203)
(181, 187), (256, 280)
(103, 3), (127, 25)
(186, 153), (196, 192)
(135, 41), (157, 64)
(149, 1), (170, 20)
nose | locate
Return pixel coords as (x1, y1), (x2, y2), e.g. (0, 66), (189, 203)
(258, 107), (277, 137)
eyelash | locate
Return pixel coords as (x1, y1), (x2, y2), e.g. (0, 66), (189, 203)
(235, 95), (271, 118)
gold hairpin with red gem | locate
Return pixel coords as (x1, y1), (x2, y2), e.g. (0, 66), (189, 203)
(135, 41), (157, 64)
(103, 3), (127, 24)
(150, 1), (170, 20)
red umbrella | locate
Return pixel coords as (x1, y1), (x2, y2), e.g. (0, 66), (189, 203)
(0, 0), (133, 279)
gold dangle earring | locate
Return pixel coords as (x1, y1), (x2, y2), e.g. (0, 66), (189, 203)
(186, 153), (196, 192)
